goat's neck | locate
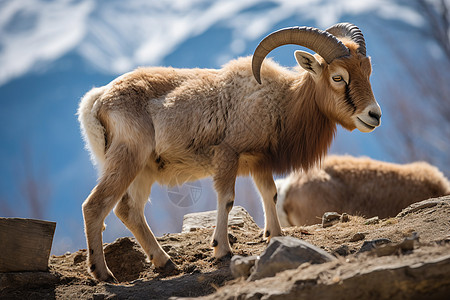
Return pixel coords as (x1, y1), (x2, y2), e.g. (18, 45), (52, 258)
(274, 75), (336, 174)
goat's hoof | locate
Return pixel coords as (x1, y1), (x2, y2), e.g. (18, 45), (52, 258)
(262, 228), (283, 242)
(155, 259), (179, 276)
(93, 272), (118, 283)
(212, 242), (233, 259)
(104, 274), (118, 284)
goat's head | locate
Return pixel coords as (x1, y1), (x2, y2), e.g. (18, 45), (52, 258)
(252, 23), (381, 133)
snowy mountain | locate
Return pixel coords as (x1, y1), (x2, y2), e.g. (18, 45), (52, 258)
(0, 0), (446, 254)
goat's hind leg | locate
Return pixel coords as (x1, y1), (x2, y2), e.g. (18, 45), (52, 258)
(114, 170), (178, 275)
(82, 143), (147, 282)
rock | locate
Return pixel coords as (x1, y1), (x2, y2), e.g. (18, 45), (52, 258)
(182, 206), (258, 233)
(73, 250), (86, 265)
(104, 237), (149, 282)
(349, 232), (366, 242)
(357, 238), (392, 253)
(364, 216), (379, 225)
(340, 213), (350, 223)
(373, 232), (419, 257)
(333, 244), (351, 256)
(321, 212), (349, 227)
(248, 236), (335, 281)
(436, 235), (450, 245)
(230, 255), (258, 279)
(397, 196), (449, 217)
(322, 212), (341, 228)
(199, 245), (450, 300)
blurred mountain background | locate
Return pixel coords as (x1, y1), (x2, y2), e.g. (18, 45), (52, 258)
(0, 0), (448, 254)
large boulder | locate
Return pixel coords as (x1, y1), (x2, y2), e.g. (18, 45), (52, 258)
(248, 236), (336, 281)
(182, 206), (259, 233)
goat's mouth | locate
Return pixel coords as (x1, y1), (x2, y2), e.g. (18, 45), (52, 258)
(356, 117), (376, 132)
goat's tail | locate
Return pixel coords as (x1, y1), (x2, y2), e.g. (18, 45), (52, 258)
(78, 86), (108, 170)
(275, 177), (292, 227)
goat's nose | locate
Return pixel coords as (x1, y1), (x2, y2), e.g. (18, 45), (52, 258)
(368, 110), (381, 126)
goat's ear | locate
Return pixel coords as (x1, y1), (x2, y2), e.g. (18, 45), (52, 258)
(295, 50), (322, 77)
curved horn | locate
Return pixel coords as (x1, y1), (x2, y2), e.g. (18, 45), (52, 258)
(252, 26), (350, 84)
(326, 23), (366, 56)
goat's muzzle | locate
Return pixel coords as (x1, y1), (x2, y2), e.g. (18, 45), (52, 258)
(353, 103), (382, 133)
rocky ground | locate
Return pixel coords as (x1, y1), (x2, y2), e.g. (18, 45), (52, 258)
(1, 196), (449, 299)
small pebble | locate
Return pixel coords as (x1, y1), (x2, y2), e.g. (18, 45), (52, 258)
(246, 241), (263, 245)
(73, 252), (86, 265)
(374, 232), (419, 257)
(333, 244), (350, 256)
(358, 238), (391, 253)
(230, 255), (258, 278)
(365, 216), (379, 225)
(350, 232), (366, 242)
(162, 245), (172, 252)
(340, 213), (350, 223)
(322, 212), (341, 228)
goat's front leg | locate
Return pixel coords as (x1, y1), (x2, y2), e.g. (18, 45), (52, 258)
(211, 153), (238, 258)
(252, 171), (282, 241)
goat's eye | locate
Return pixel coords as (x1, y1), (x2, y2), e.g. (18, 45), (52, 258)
(332, 75), (343, 82)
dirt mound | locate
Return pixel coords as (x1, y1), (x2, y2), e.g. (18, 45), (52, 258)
(1, 196), (449, 299)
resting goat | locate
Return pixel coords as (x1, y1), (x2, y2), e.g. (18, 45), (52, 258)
(78, 23), (381, 281)
(276, 155), (450, 226)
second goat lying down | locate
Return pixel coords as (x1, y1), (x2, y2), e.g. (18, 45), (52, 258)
(276, 155), (450, 226)
(78, 23), (381, 281)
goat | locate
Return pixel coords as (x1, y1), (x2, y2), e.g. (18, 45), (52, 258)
(276, 155), (450, 226)
(78, 23), (381, 281)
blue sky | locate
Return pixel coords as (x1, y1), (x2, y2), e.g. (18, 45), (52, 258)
(0, 0), (447, 254)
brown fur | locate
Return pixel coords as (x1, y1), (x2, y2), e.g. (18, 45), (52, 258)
(272, 75), (336, 173)
(279, 156), (450, 226)
(78, 38), (380, 281)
